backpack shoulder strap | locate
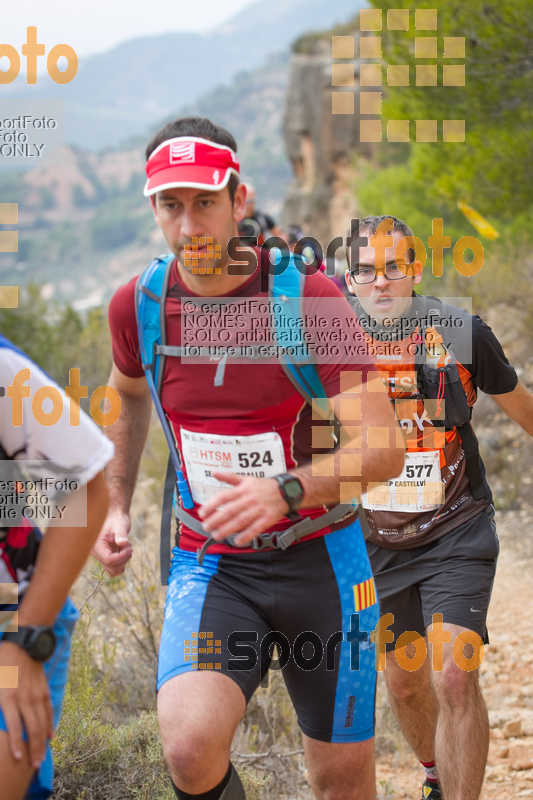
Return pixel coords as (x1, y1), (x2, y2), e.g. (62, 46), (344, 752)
(269, 255), (329, 405)
(418, 294), (468, 351)
(417, 294), (448, 345)
(416, 294), (488, 501)
(270, 256), (354, 504)
(135, 254), (173, 393)
(135, 257), (194, 509)
(135, 256), (201, 583)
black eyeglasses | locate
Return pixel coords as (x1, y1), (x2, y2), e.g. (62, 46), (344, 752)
(349, 262), (416, 284)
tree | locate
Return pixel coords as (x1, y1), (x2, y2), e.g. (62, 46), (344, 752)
(0, 287), (112, 419)
(367, 0), (533, 218)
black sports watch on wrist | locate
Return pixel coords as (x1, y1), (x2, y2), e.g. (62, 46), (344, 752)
(273, 473), (304, 518)
(2, 626), (57, 662)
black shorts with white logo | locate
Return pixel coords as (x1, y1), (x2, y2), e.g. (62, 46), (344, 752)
(366, 506), (498, 649)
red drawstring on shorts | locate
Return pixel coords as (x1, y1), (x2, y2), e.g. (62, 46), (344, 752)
(436, 371), (445, 418)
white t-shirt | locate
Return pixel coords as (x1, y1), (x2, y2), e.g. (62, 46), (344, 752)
(0, 345), (114, 593)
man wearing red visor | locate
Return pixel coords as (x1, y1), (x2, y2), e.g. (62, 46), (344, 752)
(93, 116), (404, 800)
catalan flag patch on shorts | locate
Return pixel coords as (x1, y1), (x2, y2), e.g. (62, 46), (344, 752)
(353, 577), (377, 612)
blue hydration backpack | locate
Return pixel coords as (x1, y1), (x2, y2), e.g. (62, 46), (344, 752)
(135, 254), (352, 582)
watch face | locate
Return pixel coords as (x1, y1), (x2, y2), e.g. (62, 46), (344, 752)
(285, 480), (303, 499)
(28, 628), (56, 662)
(275, 474), (303, 514)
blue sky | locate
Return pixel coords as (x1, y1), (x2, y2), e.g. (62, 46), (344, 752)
(4, 0), (258, 58)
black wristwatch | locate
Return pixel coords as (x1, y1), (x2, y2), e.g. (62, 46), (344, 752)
(2, 626), (57, 662)
(273, 473), (304, 519)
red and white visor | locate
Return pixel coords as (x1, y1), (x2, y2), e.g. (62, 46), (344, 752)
(143, 136), (240, 196)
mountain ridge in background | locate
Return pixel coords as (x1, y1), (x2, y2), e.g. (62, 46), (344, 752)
(0, 52), (293, 308)
(0, 0), (366, 307)
(2, 0), (366, 150)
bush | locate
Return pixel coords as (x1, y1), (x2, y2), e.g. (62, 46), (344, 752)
(53, 583), (270, 799)
(54, 701), (175, 799)
(53, 646), (269, 799)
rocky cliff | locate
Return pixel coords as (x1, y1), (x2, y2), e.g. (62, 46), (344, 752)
(282, 24), (373, 249)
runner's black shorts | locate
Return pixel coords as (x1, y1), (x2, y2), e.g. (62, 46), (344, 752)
(158, 521), (379, 743)
(366, 505), (498, 650)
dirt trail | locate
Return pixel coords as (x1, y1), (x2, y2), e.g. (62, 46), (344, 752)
(376, 507), (533, 799)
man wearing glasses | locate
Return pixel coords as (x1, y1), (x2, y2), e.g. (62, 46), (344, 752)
(345, 215), (533, 800)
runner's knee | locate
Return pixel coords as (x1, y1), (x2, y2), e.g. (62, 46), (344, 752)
(162, 729), (231, 783)
(431, 654), (480, 708)
(385, 651), (427, 700)
(304, 736), (375, 800)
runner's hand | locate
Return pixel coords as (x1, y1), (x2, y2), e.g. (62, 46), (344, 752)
(0, 642), (53, 769)
(91, 508), (133, 576)
(199, 472), (289, 546)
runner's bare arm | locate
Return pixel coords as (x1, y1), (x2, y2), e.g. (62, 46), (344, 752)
(199, 370), (404, 544)
(18, 473), (109, 625)
(490, 380), (533, 437)
(297, 370), (404, 500)
(91, 364), (152, 575)
(0, 472), (109, 768)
